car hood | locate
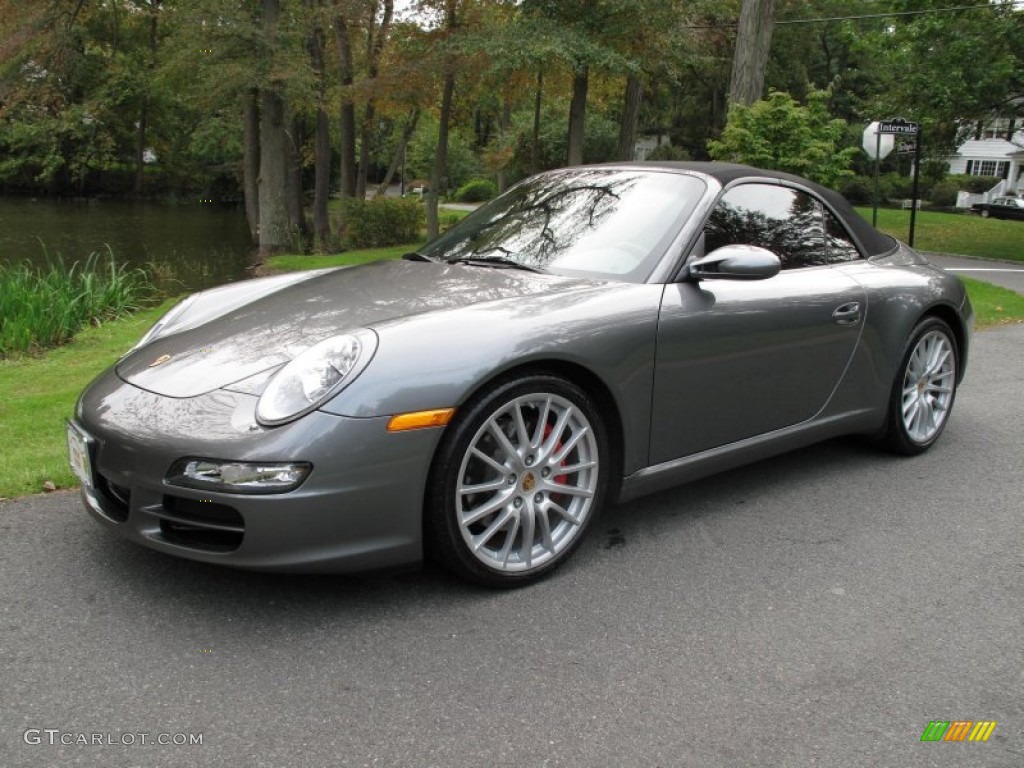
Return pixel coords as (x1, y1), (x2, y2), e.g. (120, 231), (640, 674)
(117, 259), (592, 398)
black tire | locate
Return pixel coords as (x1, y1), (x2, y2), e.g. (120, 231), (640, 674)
(880, 317), (959, 455)
(426, 374), (610, 587)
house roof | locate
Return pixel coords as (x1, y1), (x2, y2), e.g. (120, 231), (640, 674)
(956, 138), (1024, 160)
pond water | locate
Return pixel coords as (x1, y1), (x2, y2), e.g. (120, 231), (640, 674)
(0, 197), (256, 293)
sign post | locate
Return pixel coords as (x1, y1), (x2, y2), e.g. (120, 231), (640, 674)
(863, 122), (894, 227)
(876, 118), (922, 246)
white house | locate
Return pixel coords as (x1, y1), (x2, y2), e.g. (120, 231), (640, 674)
(948, 120), (1024, 207)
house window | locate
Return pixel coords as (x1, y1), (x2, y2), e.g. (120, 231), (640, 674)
(970, 160), (1008, 178)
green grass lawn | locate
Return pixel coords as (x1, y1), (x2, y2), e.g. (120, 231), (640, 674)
(960, 276), (1024, 328)
(0, 301), (173, 499)
(854, 207), (1024, 262)
(1, 265), (1021, 501)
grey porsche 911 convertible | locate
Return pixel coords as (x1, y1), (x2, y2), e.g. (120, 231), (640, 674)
(70, 162), (972, 586)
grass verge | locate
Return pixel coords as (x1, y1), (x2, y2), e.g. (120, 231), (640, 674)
(854, 207), (1024, 262)
(959, 276), (1024, 328)
(0, 301), (174, 500)
(265, 243), (413, 273)
(0, 249), (154, 358)
(1, 274), (1021, 501)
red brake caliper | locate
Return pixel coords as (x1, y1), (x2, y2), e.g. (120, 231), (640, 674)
(542, 423), (569, 485)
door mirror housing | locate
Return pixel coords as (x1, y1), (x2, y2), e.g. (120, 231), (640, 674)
(686, 245), (781, 281)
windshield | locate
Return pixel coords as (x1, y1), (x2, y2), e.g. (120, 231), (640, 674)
(422, 169), (706, 282)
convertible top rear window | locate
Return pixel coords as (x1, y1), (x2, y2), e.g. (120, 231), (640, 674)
(422, 170), (706, 282)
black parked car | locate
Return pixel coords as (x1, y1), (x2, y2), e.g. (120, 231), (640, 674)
(970, 196), (1024, 220)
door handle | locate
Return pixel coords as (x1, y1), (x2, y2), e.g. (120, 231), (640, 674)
(832, 302), (861, 325)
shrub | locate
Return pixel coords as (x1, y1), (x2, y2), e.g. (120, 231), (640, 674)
(0, 248), (153, 358)
(454, 178), (497, 203)
(839, 176), (874, 205)
(340, 197), (423, 249)
(948, 174), (1002, 194)
(929, 180), (959, 207)
(646, 144), (691, 161)
(881, 172), (913, 200)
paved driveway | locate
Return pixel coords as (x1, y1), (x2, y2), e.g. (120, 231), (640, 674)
(2, 325), (1022, 767)
(923, 252), (1024, 294)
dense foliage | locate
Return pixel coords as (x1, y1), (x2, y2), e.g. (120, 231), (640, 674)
(0, 0), (1020, 251)
(339, 197), (423, 248)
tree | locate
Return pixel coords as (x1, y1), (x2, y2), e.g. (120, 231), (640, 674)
(729, 0), (776, 106)
(866, 0), (1024, 151)
(708, 89), (858, 187)
(257, 0), (291, 254)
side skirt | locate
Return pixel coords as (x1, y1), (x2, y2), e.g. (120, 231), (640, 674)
(617, 409), (879, 504)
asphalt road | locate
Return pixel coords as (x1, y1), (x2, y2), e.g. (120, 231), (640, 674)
(2, 325), (1022, 768)
(923, 252), (1024, 295)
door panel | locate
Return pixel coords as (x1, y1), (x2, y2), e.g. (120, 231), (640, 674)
(649, 268), (866, 464)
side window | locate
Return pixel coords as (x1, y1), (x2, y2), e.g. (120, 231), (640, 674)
(824, 208), (862, 263)
(704, 184), (827, 269)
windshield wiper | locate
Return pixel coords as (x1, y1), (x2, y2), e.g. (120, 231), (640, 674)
(448, 255), (545, 274)
(401, 250), (435, 262)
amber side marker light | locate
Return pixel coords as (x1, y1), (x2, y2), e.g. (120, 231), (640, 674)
(387, 408), (456, 432)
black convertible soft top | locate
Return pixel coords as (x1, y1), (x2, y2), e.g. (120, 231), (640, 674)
(602, 160), (899, 258)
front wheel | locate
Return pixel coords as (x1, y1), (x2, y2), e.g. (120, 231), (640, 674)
(980, 208), (990, 218)
(881, 317), (959, 455)
(426, 375), (609, 587)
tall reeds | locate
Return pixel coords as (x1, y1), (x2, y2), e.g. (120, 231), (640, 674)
(0, 247), (154, 358)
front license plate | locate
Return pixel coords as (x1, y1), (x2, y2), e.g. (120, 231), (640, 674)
(67, 422), (93, 489)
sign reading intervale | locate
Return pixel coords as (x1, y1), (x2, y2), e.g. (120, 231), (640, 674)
(878, 118), (920, 136)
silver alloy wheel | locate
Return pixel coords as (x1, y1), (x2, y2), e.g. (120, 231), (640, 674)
(455, 392), (600, 573)
(900, 329), (955, 444)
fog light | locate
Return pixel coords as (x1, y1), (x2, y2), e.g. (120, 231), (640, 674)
(166, 458), (312, 494)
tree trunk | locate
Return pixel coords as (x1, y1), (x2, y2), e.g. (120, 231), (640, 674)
(307, 11), (331, 246)
(357, 102), (375, 201)
(616, 73), (643, 161)
(133, 1), (160, 195)
(375, 108), (420, 197)
(728, 0), (777, 106)
(356, 0), (393, 199)
(243, 89), (260, 244)
(426, 71), (455, 240)
(257, 0), (289, 253)
(567, 66), (588, 166)
(135, 101), (149, 196)
(286, 113), (309, 244)
(258, 88), (289, 253)
(531, 70), (543, 174)
(497, 99), (511, 193)
(333, 13), (357, 203)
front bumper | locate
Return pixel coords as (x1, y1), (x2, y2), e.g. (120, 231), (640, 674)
(73, 367), (443, 573)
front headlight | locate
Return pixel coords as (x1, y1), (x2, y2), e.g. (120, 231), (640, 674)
(256, 329), (378, 426)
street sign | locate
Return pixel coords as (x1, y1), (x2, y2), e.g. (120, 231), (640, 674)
(863, 121), (894, 160)
(878, 118), (920, 135)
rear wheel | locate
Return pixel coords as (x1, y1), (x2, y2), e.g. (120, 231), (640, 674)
(881, 317), (958, 455)
(426, 375), (609, 587)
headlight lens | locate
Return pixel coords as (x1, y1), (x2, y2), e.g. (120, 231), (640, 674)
(256, 330), (377, 425)
(131, 294), (198, 351)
